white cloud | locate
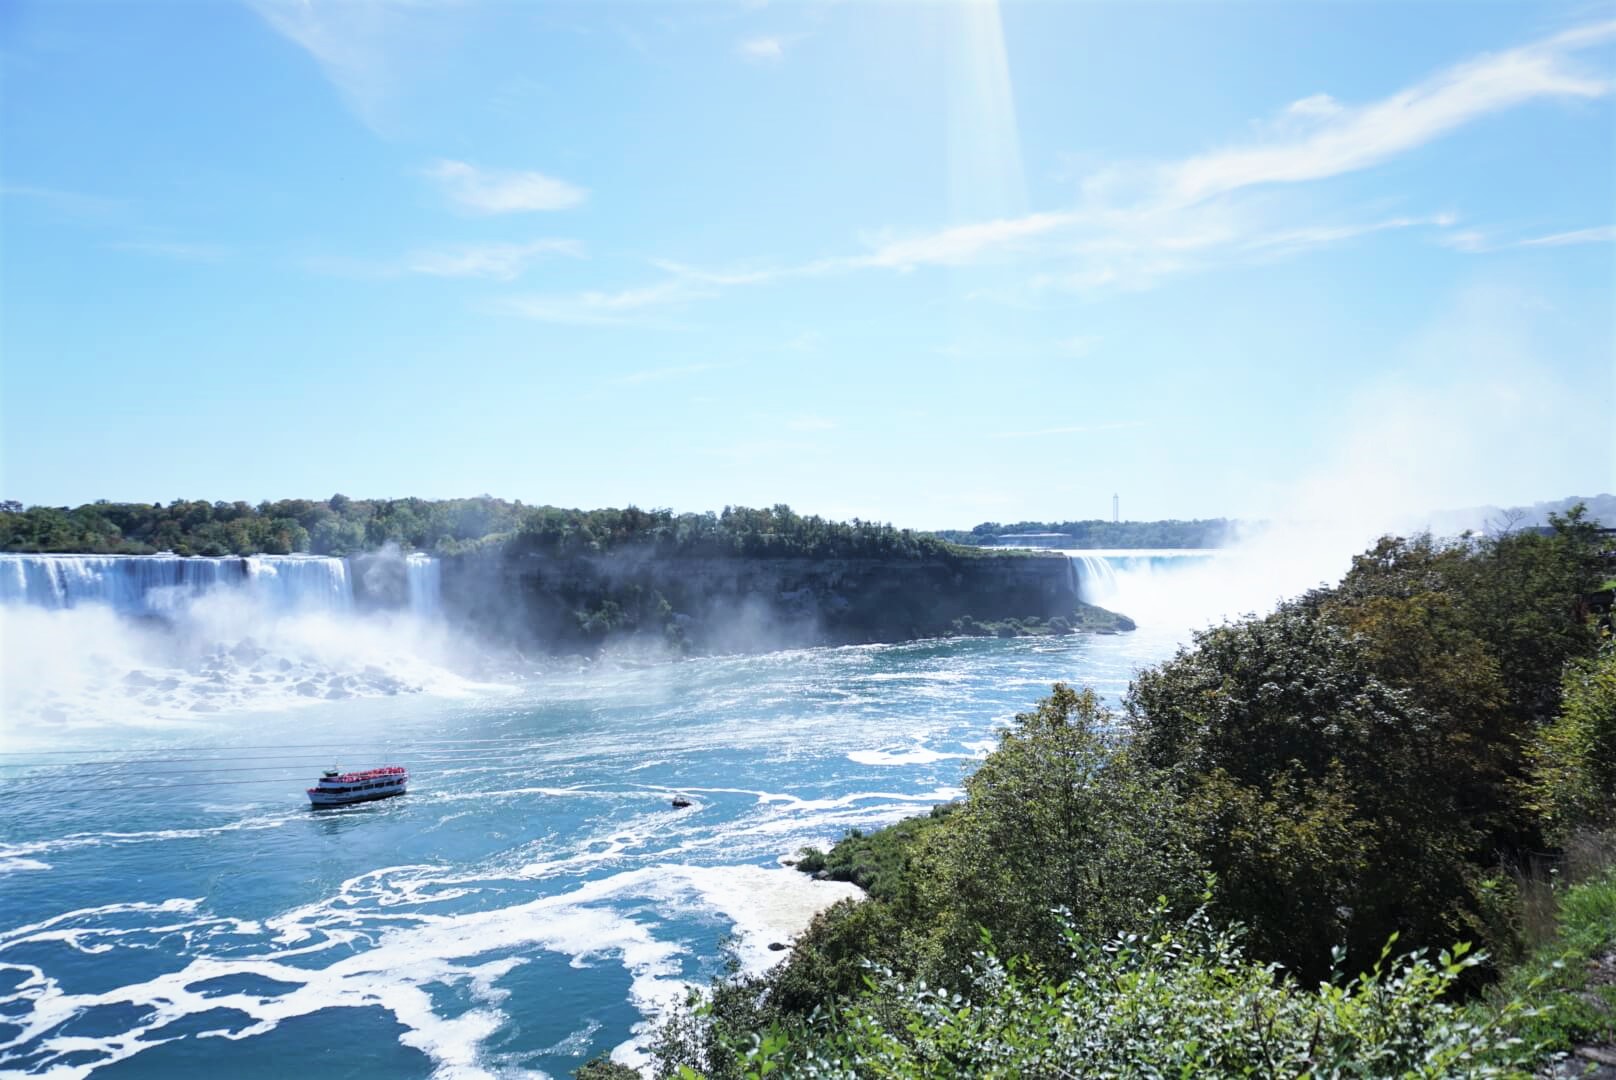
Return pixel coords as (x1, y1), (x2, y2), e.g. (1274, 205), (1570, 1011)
(304, 240), (580, 280)
(1, 184), (125, 220)
(1167, 20), (1615, 203)
(1441, 222), (1615, 253)
(1284, 93), (1344, 121)
(1241, 214), (1457, 254)
(496, 279), (710, 324)
(1056, 335), (1101, 358)
(249, 0), (441, 133)
(403, 240), (581, 280)
(111, 241), (230, 263)
(611, 363), (723, 386)
(487, 19), (1612, 323)
(848, 212), (1081, 270)
(738, 36), (784, 62)
(990, 422), (1145, 439)
(426, 160), (587, 214)
(1520, 224), (1616, 247)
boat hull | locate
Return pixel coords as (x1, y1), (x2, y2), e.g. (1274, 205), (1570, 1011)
(307, 786), (407, 808)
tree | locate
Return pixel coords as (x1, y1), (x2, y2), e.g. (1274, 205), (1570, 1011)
(909, 684), (1200, 981)
(1530, 638), (1616, 841)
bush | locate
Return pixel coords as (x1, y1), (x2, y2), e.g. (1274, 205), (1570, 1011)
(574, 1057), (640, 1080)
(734, 901), (1542, 1078)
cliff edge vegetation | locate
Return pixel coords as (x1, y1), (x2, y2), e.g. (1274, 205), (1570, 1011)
(636, 507), (1616, 1078)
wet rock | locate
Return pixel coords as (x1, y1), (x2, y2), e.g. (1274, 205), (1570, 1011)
(767, 942), (788, 952)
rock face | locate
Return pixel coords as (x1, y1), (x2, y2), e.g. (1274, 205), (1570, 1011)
(440, 549), (1114, 654)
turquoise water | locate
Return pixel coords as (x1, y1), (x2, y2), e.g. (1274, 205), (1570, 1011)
(0, 626), (1184, 1078)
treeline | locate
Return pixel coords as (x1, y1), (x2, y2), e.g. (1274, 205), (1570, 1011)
(634, 509), (1616, 1078)
(0, 497), (979, 561)
(0, 496), (525, 556)
(934, 517), (1232, 548)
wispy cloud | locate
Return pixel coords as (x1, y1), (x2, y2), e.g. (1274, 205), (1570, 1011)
(249, 0), (439, 133)
(306, 239), (580, 281)
(990, 422), (1146, 439)
(425, 160), (587, 214)
(404, 239), (581, 279)
(785, 414), (838, 432)
(1442, 223), (1616, 254)
(1056, 335), (1101, 358)
(111, 241), (230, 263)
(738, 35), (784, 62)
(1520, 224), (1616, 247)
(611, 363), (722, 386)
(1241, 214), (1457, 255)
(1163, 20), (1615, 204)
(494, 19), (1614, 323)
(496, 279), (711, 325)
(1, 184), (125, 220)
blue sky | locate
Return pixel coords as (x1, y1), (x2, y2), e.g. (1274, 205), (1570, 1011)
(2, 1), (1612, 528)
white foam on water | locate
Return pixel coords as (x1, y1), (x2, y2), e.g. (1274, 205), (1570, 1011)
(0, 861), (864, 1079)
(0, 813), (297, 870)
(0, 858), (51, 874)
(847, 744), (982, 766)
(669, 864), (863, 976)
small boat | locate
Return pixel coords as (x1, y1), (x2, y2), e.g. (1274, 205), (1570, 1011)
(307, 765), (408, 808)
(670, 796), (692, 809)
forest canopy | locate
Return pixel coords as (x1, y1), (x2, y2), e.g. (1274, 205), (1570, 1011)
(0, 497), (985, 561)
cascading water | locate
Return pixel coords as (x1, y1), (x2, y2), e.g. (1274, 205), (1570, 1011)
(1, 552), (463, 726)
(405, 553), (442, 618)
(0, 553), (245, 614)
(0, 553), (444, 617)
(244, 555), (355, 614)
(1064, 549), (1223, 627)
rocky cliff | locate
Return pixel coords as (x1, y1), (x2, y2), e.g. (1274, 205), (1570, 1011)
(440, 548), (1130, 655)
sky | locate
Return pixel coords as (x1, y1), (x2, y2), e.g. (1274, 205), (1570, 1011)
(1, 0), (1613, 529)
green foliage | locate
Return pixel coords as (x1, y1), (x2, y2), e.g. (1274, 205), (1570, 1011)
(651, 511), (1611, 1076)
(511, 504), (973, 562)
(0, 497), (1011, 563)
(574, 1056), (643, 1080)
(732, 903), (1540, 1079)
(0, 495), (524, 556)
(1530, 639), (1616, 840)
(793, 805), (955, 900)
(1125, 513), (1610, 979)
(933, 517), (1232, 549)
(905, 685), (1201, 980)
(1474, 865), (1616, 1060)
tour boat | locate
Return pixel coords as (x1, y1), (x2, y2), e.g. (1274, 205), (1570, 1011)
(306, 765), (408, 807)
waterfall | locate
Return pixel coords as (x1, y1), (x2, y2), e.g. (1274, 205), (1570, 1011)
(405, 554), (442, 618)
(1068, 554), (1120, 606)
(1064, 550), (1222, 623)
(0, 553), (358, 616)
(244, 555), (355, 613)
(0, 554), (245, 614)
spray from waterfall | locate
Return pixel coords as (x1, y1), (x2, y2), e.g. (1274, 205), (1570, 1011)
(0, 551), (474, 733)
